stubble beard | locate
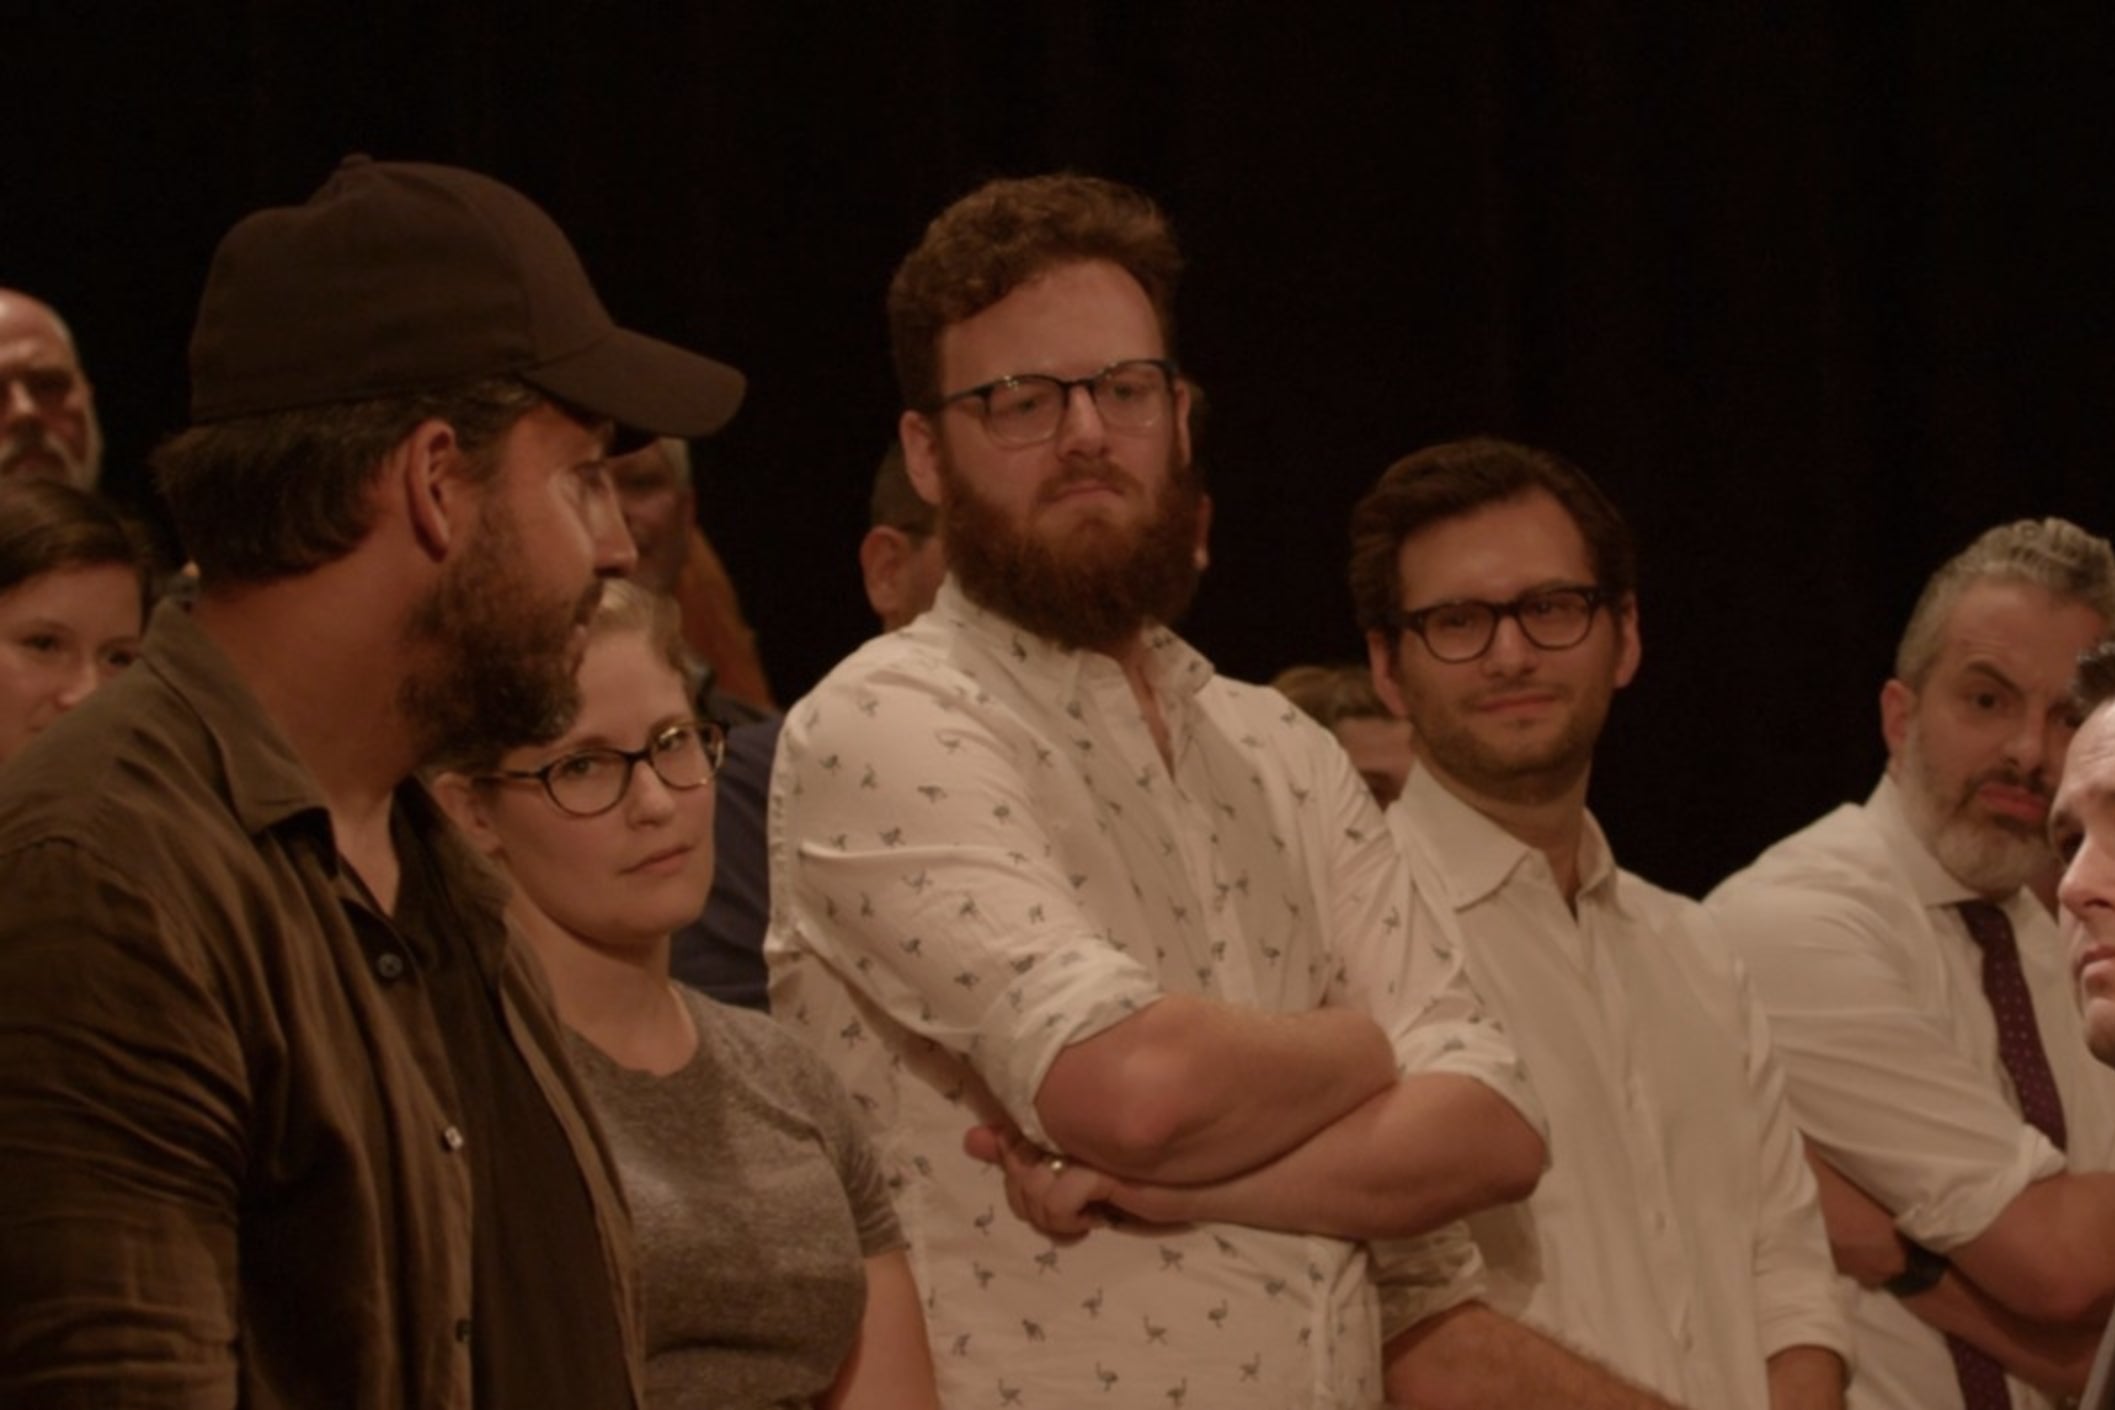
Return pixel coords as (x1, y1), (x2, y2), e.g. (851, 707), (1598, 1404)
(0, 419), (96, 487)
(1897, 716), (2054, 897)
(1402, 664), (1613, 809)
(399, 495), (601, 768)
(938, 445), (1204, 654)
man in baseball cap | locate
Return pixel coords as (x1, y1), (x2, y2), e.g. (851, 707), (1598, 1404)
(0, 157), (742, 1409)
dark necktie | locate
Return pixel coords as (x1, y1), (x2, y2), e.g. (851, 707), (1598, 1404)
(1944, 899), (2070, 1408)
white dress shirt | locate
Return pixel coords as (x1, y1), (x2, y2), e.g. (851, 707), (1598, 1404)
(765, 579), (1541, 1409)
(1383, 768), (1847, 1408)
(1709, 776), (2115, 1410)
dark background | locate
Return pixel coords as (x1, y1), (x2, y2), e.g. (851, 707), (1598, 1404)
(13, 4), (2112, 897)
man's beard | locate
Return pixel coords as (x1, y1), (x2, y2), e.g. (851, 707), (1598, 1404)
(1897, 715), (2055, 896)
(1406, 675), (1610, 808)
(0, 417), (100, 488)
(938, 447), (1204, 653)
(399, 494), (600, 767)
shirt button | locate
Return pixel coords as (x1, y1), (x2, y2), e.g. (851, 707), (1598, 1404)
(441, 1125), (465, 1153)
(455, 1317), (473, 1343)
(375, 952), (405, 982)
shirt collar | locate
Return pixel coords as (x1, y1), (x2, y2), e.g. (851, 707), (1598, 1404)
(1396, 765), (1624, 912)
(928, 574), (1216, 708)
(139, 600), (332, 844)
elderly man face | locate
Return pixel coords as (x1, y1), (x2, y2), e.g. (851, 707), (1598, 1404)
(0, 292), (101, 487)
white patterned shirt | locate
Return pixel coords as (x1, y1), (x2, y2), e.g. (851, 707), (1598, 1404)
(1709, 776), (2115, 1410)
(1384, 769), (1848, 1408)
(765, 579), (1540, 1409)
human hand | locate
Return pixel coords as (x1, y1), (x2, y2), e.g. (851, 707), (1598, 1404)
(962, 1122), (1121, 1240)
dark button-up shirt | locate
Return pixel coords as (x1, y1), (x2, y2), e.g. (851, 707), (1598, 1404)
(0, 603), (641, 1409)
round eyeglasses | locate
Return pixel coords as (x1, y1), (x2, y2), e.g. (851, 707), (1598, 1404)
(931, 358), (1178, 447)
(486, 719), (727, 818)
(1397, 586), (1612, 664)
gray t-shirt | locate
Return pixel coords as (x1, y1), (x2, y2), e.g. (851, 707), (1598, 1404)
(566, 985), (903, 1410)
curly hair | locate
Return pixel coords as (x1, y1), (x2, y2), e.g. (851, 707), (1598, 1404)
(887, 173), (1182, 410)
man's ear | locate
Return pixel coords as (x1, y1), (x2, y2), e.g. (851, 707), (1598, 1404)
(1367, 630), (1413, 721)
(1881, 678), (1917, 761)
(392, 419), (469, 562)
(900, 411), (944, 508)
(859, 526), (910, 623)
(1613, 596), (1642, 689)
(429, 770), (504, 859)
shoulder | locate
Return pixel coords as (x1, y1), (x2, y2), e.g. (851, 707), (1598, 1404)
(0, 667), (245, 904)
(1707, 803), (1895, 921)
(685, 987), (853, 1109)
(1618, 866), (1748, 981)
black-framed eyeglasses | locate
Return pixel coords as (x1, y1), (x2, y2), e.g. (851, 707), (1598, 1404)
(1397, 586), (1613, 664)
(484, 719), (727, 818)
(929, 358), (1179, 447)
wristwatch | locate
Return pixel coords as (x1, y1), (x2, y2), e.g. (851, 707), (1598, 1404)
(1882, 1239), (1950, 1298)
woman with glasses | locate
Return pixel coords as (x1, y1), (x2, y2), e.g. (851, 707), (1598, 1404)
(434, 580), (938, 1410)
(0, 477), (151, 768)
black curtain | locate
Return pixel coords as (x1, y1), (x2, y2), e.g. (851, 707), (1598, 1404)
(14, 2), (2113, 895)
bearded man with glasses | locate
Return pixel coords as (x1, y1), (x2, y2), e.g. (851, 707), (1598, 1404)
(765, 173), (1557, 1408)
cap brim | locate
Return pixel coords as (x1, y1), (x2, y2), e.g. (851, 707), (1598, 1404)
(524, 327), (746, 438)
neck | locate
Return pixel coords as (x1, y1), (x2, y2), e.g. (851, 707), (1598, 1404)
(1429, 764), (1594, 905)
(193, 578), (422, 907)
(511, 900), (694, 1075)
(1109, 629), (1175, 771)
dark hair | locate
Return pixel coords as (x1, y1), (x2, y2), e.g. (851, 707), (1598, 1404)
(2074, 639), (2115, 721)
(0, 478), (155, 615)
(887, 173), (1182, 411)
(152, 376), (542, 585)
(1348, 436), (1637, 647)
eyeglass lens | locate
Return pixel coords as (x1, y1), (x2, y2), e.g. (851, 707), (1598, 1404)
(545, 723), (720, 815)
(1412, 589), (1599, 662)
(980, 361), (1173, 445)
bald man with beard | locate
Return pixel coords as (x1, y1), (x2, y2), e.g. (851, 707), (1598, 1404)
(0, 290), (102, 488)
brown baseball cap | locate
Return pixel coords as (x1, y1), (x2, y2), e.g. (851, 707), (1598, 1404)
(187, 155), (745, 435)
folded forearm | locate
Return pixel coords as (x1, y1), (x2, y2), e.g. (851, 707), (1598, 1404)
(1111, 1072), (1542, 1239)
(1903, 1271), (2098, 1396)
(1037, 994), (1398, 1182)
(1384, 1301), (1679, 1410)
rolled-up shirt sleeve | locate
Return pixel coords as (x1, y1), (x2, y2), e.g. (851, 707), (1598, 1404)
(1370, 1221), (1490, 1342)
(774, 665), (1170, 1148)
(1712, 889), (2062, 1251)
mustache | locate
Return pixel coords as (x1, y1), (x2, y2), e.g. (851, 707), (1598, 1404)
(1035, 461), (1137, 506)
(1964, 764), (2052, 802)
